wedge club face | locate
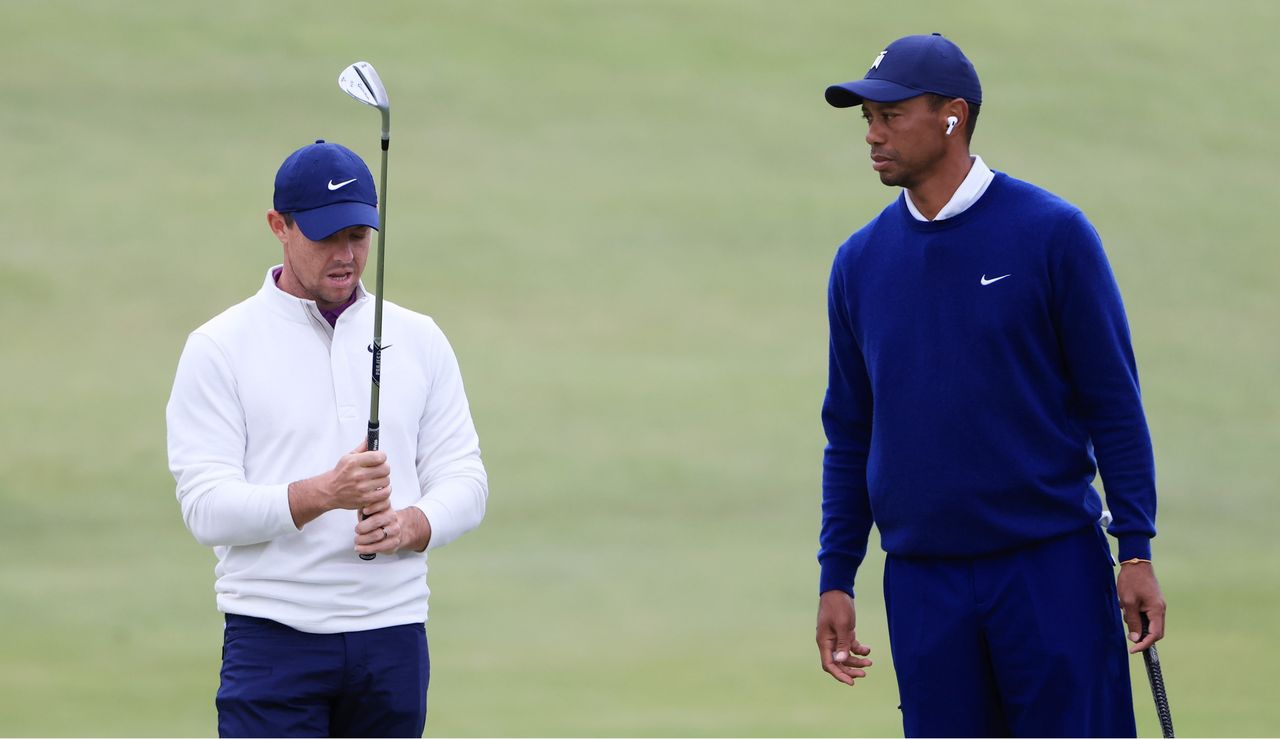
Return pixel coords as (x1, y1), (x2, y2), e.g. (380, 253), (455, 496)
(339, 61), (390, 136)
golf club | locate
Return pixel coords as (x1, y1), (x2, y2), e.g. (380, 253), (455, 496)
(1140, 613), (1175, 738)
(339, 60), (391, 561)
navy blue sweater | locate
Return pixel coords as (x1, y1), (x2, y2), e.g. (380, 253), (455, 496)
(819, 172), (1156, 596)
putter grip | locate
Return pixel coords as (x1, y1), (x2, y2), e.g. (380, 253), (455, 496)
(1140, 614), (1175, 738)
(358, 422), (380, 561)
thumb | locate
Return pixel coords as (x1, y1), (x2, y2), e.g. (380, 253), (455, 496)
(833, 632), (852, 662)
(351, 438), (369, 454)
(1122, 604), (1143, 647)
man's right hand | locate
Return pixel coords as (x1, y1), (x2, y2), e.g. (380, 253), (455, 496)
(816, 590), (873, 685)
(288, 440), (392, 528)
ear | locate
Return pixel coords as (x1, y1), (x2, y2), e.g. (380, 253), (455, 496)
(266, 210), (291, 244)
(943, 98), (969, 139)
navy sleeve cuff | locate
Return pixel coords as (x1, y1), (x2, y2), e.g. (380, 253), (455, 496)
(1117, 535), (1152, 562)
(819, 554), (861, 598)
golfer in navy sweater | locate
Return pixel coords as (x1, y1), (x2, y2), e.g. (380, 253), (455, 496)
(815, 34), (1166, 737)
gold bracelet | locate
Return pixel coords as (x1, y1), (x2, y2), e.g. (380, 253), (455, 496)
(1119, 558), (1152, 565)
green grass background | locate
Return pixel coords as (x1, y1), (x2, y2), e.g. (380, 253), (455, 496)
(2, 0), (1277, 736)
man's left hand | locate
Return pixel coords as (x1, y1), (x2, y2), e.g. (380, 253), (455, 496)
(1117, 561), (1166, 653)
(354, 501), (432, 556)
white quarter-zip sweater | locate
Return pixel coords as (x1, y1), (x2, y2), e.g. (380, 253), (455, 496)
(167, 267), (488, 633)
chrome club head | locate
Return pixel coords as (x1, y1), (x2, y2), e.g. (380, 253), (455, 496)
(339, 61), (390, 136)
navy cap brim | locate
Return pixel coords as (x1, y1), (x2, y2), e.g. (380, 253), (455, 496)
(291, 202), (380, 241)
(825, 79), (926, 107)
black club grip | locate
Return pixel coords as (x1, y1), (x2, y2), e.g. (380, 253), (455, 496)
(359, 422), (379, 561)
(1140, 613), (1175, 738)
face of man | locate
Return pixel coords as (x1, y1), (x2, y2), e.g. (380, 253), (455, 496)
(268, 212), (372, 311)
(861, 96), (953, 190)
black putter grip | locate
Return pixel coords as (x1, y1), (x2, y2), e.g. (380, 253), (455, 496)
(358, 422), (380, 561)
(1140, 613), (1175, 738)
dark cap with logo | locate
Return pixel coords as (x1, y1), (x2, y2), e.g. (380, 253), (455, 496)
(273, 140), (379, 241)
(825, 33), (982, 108)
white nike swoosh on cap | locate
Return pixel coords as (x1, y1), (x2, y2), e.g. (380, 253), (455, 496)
(980, 274), (1012, 286)
(328, 178), (357, 190)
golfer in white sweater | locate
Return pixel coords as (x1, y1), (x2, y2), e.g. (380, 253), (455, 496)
(166, 140), (487, 737)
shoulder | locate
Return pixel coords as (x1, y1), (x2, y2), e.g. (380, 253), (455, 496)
(992, 175), (1110, 280)
(186, 294), (262, 348)
(382, 300), (444, 338)
(381, 301), (458, 364)
(987, 173), (1105, 260)
(991, 172), (1088, 226)
(834, 197), (903, 268)
(172, 296), (265, 383)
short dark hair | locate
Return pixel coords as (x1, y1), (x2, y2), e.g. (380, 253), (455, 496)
(281, 212), (295, 228)
(926, 94), (980, 143)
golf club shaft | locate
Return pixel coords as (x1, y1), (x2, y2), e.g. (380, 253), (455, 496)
(359, 132), (390, 562)
(367, 140), (389, 449)
(1140, 613), (1175, 738)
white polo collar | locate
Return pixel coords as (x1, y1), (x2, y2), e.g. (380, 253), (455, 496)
(904, 155), (994, 222)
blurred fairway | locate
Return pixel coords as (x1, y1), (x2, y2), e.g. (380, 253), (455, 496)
(2, 0), (1278, 736)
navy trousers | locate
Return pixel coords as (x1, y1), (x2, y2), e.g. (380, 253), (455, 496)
(217, 615), (430, 738)
(884, 526), (1136, 738)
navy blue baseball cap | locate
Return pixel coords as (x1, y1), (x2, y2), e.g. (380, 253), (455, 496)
(273, 140), (379, 241)
(825, 33), (982, 108)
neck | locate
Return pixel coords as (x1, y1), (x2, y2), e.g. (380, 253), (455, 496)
(273, 265), (354, 313)
(906, 152), (974, 220)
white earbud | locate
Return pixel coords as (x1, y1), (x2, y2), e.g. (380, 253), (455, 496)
(945, 116), (959, 135)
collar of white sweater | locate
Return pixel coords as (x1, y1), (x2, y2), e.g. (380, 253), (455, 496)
(258, 265), (370, 324)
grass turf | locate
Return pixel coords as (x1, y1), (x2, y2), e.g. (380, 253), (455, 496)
(1, 0), (1277, 735)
